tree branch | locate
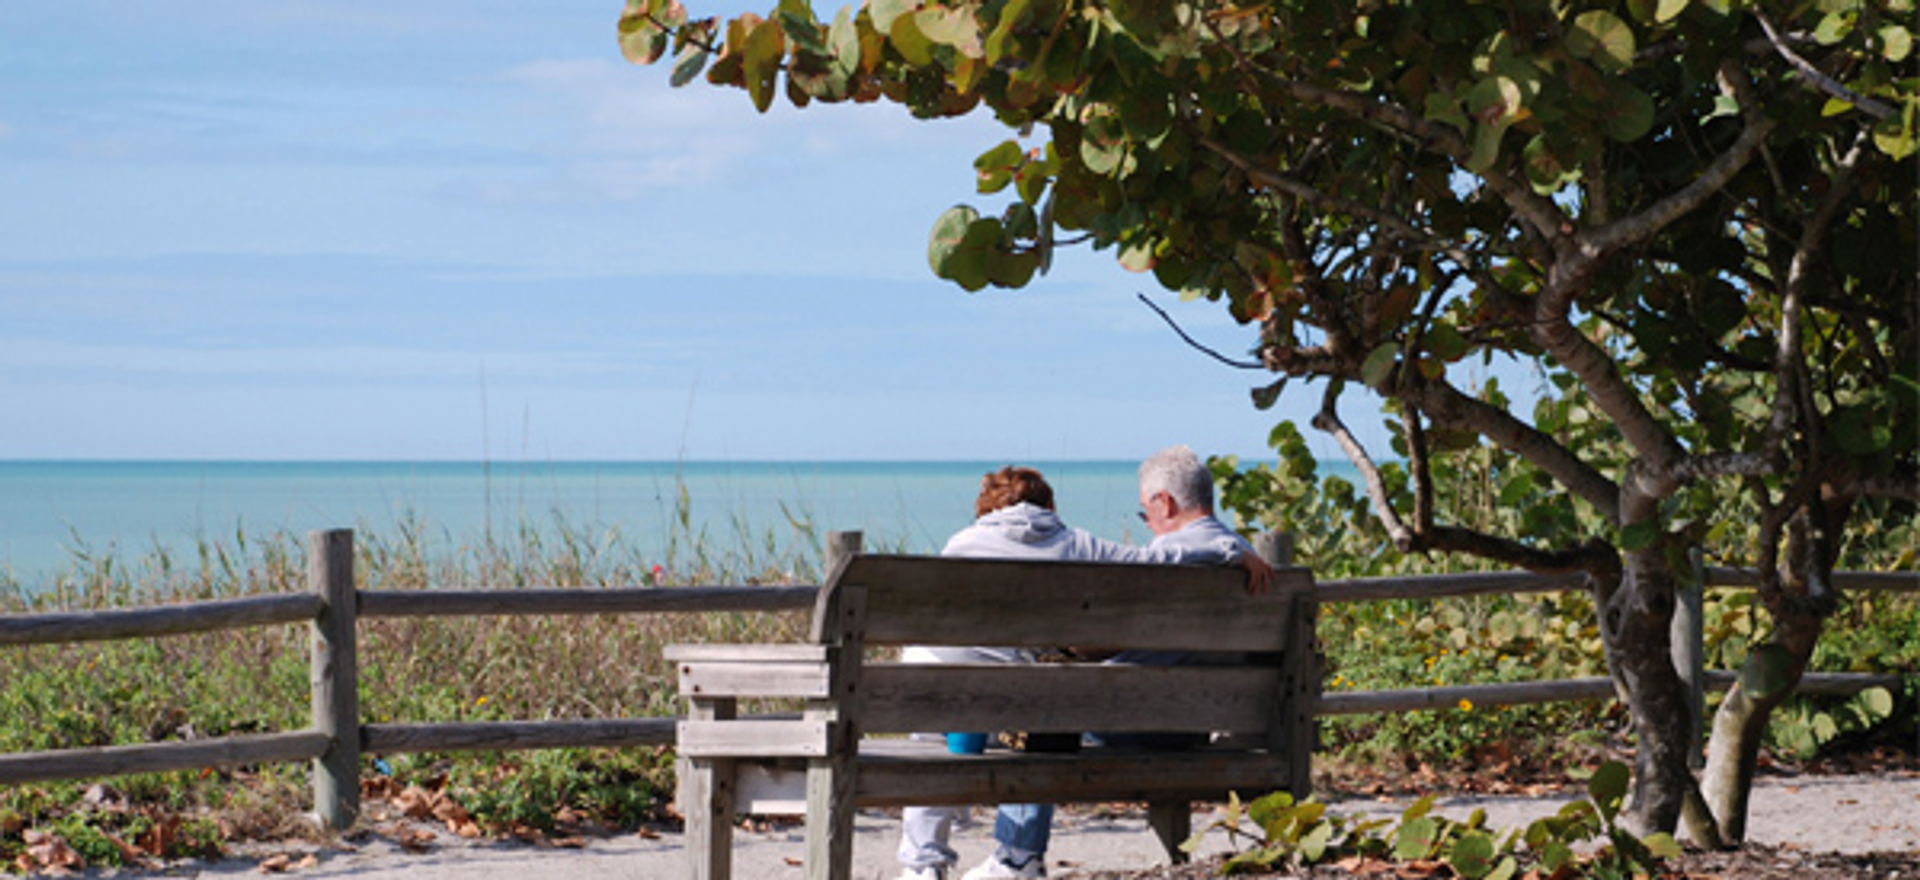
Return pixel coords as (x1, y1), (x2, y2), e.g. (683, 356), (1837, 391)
(1753, 11), (1897, 120)
(1582, 68), (1779, 257)
(1309, 385), (1418, 552)
(1135, 294), (1265, 369)
(1402, 379), (1622, 523)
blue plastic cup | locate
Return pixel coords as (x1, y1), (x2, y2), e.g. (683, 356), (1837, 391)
(946, 732), (988, 754)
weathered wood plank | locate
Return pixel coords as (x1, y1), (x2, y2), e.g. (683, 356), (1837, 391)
(665, 643), (830, 663)
(1315, 678), (1618, 715)
(309, 529), (359, 830)
(851, 741), (1295, 806)
(362, 718), (676, 754)
(678, 720), (832, 758)
(727, 742), (1296, 813)
(0, 593), (324, 646)
(0, 732), (330, 785)
(679, 659), (833, 700)
(356, 585), (818, 619)
(1315, 571), (1589, 604)
(1315, 671), (1905, 717)
(858, 664), (1276, 735)
(1700, 567), (1919, 592)
(840, 556), (1307, 651)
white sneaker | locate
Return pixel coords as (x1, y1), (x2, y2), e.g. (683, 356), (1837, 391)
(896, 867), (947, 880)
(960, 854), (1046, 879)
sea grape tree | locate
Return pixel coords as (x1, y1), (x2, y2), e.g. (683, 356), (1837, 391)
(619, 0), (1919, 841)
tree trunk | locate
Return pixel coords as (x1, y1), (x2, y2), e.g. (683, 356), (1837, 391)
(1598, 550), (1697, 834)
(1699, 608), (1825, 842)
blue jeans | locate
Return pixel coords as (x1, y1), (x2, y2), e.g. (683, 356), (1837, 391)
(897, 803), (1053, 869)
(994, 803), (1053, 860)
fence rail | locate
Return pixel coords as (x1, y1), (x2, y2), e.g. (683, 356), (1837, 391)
(1, 529), (1913, 828)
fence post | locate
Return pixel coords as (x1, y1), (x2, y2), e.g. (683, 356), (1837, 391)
(1674, 547), (1707, 770)
(1255, 530), (1295, 566)
(309, 529), (360, 829)
(824, 530), (863, 577)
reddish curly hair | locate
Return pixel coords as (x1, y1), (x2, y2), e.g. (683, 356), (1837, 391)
(975, 466), (1055, 518)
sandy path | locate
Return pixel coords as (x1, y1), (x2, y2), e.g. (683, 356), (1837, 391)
(116, 772), (1920, 879)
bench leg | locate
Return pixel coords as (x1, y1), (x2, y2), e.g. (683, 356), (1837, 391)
(1147, 800), (1191, 865)
(805, 757), (857, 880)
(682, 757), (737, 880)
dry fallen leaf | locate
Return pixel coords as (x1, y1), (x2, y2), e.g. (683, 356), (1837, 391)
(296, 854), (319, 869)
(258, 853), (292, 873)
(398, 829), (436, 853)
(635, 827), (660, 840)
(24, 830), (83, 869)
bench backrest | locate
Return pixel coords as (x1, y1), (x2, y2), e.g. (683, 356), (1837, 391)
(808, 555), (1316, 742)
(817, 555), (1308, 652)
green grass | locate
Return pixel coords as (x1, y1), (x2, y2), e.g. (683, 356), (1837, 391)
(0, 512), (820, 869)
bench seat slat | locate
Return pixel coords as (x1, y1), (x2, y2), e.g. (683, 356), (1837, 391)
(729, 740), (1294, 811)
(860, 664), (1276, 735)
(843, 557), (1310, 653)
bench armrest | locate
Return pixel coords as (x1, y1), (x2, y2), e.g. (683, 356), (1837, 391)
(668, 642), (837, 700)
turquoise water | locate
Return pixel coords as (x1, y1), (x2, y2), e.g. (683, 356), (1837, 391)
(0, 460), (1183, 590)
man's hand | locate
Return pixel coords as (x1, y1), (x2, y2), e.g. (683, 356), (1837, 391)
(1239, 552), (1275, 594)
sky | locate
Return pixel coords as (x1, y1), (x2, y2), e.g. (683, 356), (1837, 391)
(0, 1), (1396, 463)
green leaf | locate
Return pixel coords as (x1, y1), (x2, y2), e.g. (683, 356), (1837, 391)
(1424, 91), (1470, 132)
(1449, 831), (1497, 879)
(740, 17), (786, 112)
(1814, 11), (1855, 46)
(1628, 0), (1689, 24)
(1567, 10), (1636, 73)
(1587, 760), (1630, 823)
(828, 8), (860, 78)
(1619, 519), (1661, 551)
(1738, 643), (1798, 701)
(1833, 405), (1894, 453)
(1299, 820), (1335, 862)
(915, 7), (983, 57)
(617, 8), (671, 65)
(975, 140), (1025, 194)
(868, 0), (912, 34)
(1881, 25), (1914, 62)
(889, 13), (936, 66)
(1251, 378), (1288, 411)
(1642, 832), (1683, 859)
(1873, 110), (1918, 160)
(929, 206), (998, 292)
(669, 45), (710, 87)
(1118, 237), (1156, 272)
(1861, 686), (1895, 720)
(1603, 79), (1655, 141)
(1361, 343), (1399, 390)
(1394, 816), (1439, 860)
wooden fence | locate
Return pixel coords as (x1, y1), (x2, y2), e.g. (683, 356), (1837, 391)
(0, 528), (1912, 829)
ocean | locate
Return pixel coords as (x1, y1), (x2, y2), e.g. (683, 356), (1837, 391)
(0, 460), (1189, 591)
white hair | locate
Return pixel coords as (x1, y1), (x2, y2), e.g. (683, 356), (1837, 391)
(1138, 445), (1214, 512)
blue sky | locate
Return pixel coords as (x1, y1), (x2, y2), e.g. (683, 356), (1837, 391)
(0, 1), (1400, 463)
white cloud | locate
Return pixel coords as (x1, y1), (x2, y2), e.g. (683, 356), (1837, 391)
(487, 57), (1011, 202)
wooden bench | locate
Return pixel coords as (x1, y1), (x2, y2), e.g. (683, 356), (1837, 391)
(665, 543), (1318, 880)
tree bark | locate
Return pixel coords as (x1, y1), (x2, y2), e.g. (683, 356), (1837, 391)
(1601, 549), (1697, 834)
(1699, 591), (1826, 842)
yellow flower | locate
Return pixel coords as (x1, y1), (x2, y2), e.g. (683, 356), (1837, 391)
(1457, 698), (1474, 712)
(475, 695), (490, 707)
